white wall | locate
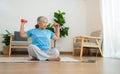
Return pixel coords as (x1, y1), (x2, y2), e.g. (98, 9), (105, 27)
(0, 0), (87, 52)
(86, 0), (102, 35)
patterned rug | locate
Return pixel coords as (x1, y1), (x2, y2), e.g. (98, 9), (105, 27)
(0, 57), (80, 63)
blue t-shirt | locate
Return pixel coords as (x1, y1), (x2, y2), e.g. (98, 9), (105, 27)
(26, 28), (55, 50)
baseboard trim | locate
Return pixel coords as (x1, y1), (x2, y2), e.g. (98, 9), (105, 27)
(0, 51), (72, 55)
(60, 51), (72, 55)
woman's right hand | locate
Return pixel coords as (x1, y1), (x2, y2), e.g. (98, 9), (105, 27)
(21, 19), (27, 25)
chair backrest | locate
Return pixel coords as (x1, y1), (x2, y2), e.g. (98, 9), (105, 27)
(91, 30), (101, 37)
(14, 31), (27, 41)
(89, 30), (102, 42)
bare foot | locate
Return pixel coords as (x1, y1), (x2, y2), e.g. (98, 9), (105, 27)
(48, 56), (60, 61)
(29, 56), (38, 61)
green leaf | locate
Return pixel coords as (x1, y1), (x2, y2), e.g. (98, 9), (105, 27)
(46, 23), (55, 33)
(62, 12), (65, 15)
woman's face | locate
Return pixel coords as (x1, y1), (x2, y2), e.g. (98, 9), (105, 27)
(38, 18), (48, 29)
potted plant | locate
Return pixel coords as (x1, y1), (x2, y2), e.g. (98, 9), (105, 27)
(1, 30), (11, 55)
(46, 10), (69, 47)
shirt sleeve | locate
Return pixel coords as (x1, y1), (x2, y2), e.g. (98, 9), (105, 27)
(26, 29), (32, 37)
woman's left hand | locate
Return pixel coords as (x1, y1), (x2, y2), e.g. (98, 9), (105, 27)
(53, 23), (60, 28)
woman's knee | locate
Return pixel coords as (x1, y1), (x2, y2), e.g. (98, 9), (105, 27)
(28, 44), (36, 49)
(27, 45), (36, 53)
(27, 45), (37, 57)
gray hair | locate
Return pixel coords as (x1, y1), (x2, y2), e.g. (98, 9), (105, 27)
(37, 16), (47, 24)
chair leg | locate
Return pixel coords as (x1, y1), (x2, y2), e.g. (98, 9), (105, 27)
(9, 46), (11, 57)
(80, 46), (83, 60)
(73, 49), (75, 56)
(80, 38), (84, 60)
(98, 46), (103, 57)
(96, 39), (103, 57)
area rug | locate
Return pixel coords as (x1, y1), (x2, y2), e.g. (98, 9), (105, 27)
(0, 57), (80, 63)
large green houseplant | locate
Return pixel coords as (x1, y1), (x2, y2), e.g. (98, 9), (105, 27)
(46, 10), (69, 47)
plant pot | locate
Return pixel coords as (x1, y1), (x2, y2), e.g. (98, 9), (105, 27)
(3, 46), (9, 55)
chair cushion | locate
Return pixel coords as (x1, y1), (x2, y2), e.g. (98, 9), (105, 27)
(11, 41), (31, 45)
(74, 42), (96, 47)
(74, 42), (81, 47)
(83, 42), (96, 46)
(14, 31), (27, 41)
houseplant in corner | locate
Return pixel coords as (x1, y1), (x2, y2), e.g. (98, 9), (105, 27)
(46, 10), (69, 47)
(1, 30), (12, 55)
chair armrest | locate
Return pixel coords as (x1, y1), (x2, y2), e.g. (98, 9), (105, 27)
(74, 37), (82, 40)
(73, 36), (89, 43)
(9, 35), (14, 46)
(10, 35), (14, 42)
(80, 36), (101, 39)
(73, 37), (82, 43)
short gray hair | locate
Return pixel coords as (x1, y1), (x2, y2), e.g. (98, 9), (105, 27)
(37, 16), (47, 24)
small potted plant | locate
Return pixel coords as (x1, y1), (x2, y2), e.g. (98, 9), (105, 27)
(1, 30), (11, 55)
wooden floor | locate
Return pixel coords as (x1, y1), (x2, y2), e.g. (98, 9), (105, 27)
(0, 54), (120, 74)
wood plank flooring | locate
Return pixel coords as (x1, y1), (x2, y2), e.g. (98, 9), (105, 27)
(0, 54), (120, 74)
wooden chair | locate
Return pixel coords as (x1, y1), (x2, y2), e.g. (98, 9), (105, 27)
(73, 30), (103, 59)
(9, 31), (31, 56)
(73, 36), (89, 56)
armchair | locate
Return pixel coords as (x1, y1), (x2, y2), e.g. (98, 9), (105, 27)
(9, 31), (31, 56)
(73, 30), (103, 59)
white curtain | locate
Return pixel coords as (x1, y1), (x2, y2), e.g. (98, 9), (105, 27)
(101, 0), (120, 58)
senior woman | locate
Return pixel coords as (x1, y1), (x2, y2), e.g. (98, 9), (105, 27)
(20, 16), (60, 61)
